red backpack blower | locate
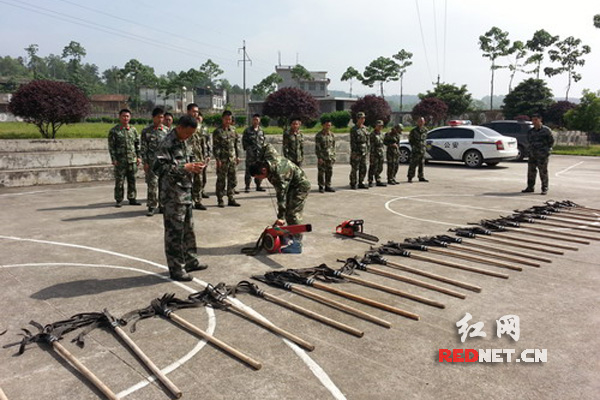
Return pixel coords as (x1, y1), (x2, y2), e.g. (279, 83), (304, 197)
(242, 224), (312, 255)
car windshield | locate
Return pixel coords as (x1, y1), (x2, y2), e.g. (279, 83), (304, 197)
(476, 126), (505, 138)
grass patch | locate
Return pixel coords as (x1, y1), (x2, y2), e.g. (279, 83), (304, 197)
(553, 145), (600, 157)
(0, 121), (353, 139)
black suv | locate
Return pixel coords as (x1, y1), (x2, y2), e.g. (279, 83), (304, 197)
(482, 120), (532, 161)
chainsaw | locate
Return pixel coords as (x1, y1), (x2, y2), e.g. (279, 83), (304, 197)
(335, 220), (379, 242)
(242, 224), (312, 255)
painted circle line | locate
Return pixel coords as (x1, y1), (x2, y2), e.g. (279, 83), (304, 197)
(0, 236), (346, 400)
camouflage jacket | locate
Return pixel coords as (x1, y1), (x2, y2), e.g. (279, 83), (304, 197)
(140, 124), (168, 165)
(369, 130), (385, 158)
(152, 131), (194, 205)
(242, 125), (265, 162)
(282, 130), (304, 165)
(189, 124), (211, 162)
(527, 125), (554, 159)
(383, 129), (402, 156)
(108, 124), (140, 164)
(262, 144), (311, 219)
(212, 126), (239, 162)
(315, 129), (336, 161)
(350, 124), (370, 155)
(409, 126), (429, 155)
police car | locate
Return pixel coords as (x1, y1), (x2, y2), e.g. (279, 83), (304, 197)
(398, 123), (519, 167)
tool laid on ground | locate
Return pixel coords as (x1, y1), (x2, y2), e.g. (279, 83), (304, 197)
(4, 319), (119, 400)
(476, 219), (590, 245)
(122, 293), (263, 369)
(242, 223), (312, 255)
(228, 281), (365, 338)
(335, 220), (379, 242)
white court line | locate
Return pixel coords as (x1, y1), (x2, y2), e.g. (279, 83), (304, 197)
(0, 262), (214, 399)
(555, 161), (584, 177)
(0, 236), (346, 400)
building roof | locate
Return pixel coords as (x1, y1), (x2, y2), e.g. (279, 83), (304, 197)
(90, 94), (129, 102)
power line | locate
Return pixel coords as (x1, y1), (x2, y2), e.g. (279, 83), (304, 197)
(443, 0), (448, 81)
(432, 0), (440, 79)
(414, 0), (434, 84)
(238, 40), (252, 114)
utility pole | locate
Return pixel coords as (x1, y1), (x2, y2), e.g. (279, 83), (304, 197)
(238, 40), (252, 118)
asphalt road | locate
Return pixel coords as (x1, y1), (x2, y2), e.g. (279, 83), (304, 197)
(1, 155), (599, 400)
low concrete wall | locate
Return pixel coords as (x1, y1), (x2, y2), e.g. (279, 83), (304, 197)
(0, 134), (351, 187)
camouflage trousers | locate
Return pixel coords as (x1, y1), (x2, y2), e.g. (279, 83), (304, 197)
(368, 155), (384, 183)
(244, 156), (262, 188)
(145, 167), (161, 209)
(386, 151), (399, 181)
(527, 156), (549, 191)
(407, 152), (425, 179)
(191, 167), (208, 204)
(216, 159), (237, 201)
(349, 153), (368, 186)
(285, 182), (310, 242)
(163, 202), (198, 276)
(114, 162), (137, 202)
(317, 159), (335, 188)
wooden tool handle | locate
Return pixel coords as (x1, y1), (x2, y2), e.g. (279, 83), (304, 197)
(227, 303), (315, 351)
(290, 286), (392, 328)
(410, 253), (509, 279)
(114, 326), (182, 398)
(52, 341), (118, 400)
(312, 281), (420, 320)
(427, 247), (523, 271)
(262, 292), (364, 337)
(385, 260), (482, 292)
(169, 313), (262, 370)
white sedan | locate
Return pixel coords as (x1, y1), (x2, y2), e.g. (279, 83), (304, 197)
(398, 125), (519, 167)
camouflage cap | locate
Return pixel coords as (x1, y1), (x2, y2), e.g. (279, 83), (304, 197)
(394, 123), (404, 130)
(375, 120), (384, 126)
(356, 112), (366, 118)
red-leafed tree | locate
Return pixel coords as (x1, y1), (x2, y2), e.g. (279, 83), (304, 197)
(544, 101), (577, 128)
(411, 97), (448, 126)
(262, 87), (319, 127)
(9, 80), (90, 138)
(350, 95), (392, 127)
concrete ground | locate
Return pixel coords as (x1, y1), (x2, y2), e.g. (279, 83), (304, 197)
(0, 155), (598, 400)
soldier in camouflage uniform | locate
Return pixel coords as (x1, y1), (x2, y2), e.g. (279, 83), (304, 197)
(164, 112), (174, 132)
(108, 109), (142, 207)
(383, 123), (403, 185)
(522, 114), (554, 195)
(141, 107), (169, 216)
(212, 110), (241, 207)
(315, 118), (336, 193)
(368, 120), (387, 187)
(153, 115), (207, 281)
(349, 111), (370, 189)
(188, 105), (211, 210)
(242, 113), (266, 192)
(407, 117), (429, 183)
(250, 144), (311, 253)
(282, 118), (304, 167)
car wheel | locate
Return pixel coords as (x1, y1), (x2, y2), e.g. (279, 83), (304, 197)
(463, 150), (483, 168)
(515, 145), (525, 162)
(486, 161), (499, 167)
(399, 147), (410, 163)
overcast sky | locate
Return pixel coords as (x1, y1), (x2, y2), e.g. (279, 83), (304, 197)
(2, 0), (599, 100)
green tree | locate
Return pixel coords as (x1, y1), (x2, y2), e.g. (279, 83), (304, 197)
(0, 56), (29, 78)
(290, 64), (313, 83)
(251, 73), (283, 99)
(121, 59), (157, 110)
(479, 26), (512, 109)
(507, 41), (528, 92)
(24, 44), (43, 79)
(525, 29), (559, 79)
(419, 83), (472, 118)
(45, 54), (69, 80)
(501, 78), (554, 119)
(544, 36), (591, 101)
(392, 50), (413, 110)
(199, 59), (223, 86)
(61, 41), (87, 89)
(340, 66), (363, 98)
(361, 56), (400, 98)
(564, 90), (600, 132)
(102, 66), (126, 94)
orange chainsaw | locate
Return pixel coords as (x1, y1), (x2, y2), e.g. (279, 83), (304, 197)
(335, 220), (379, 242)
